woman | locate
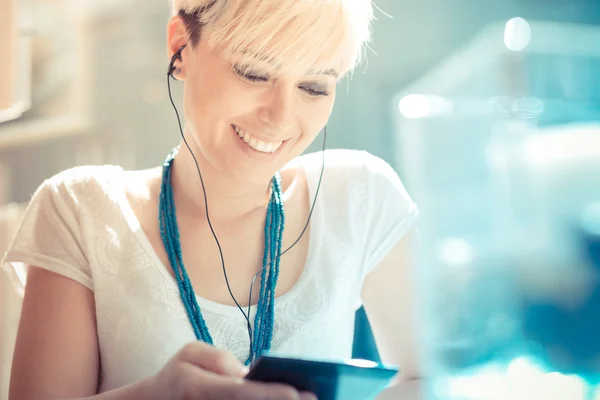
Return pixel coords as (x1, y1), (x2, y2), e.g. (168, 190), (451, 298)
(3, 0), (420, 399)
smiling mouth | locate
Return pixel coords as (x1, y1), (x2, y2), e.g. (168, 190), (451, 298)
(232, 124), (284, 153)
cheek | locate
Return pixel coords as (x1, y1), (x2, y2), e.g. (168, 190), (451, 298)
(302, 96), (335, 138)
(185, 78), (226, 122)
(184, 72), (254, 127)
(288, 96), (335, 158)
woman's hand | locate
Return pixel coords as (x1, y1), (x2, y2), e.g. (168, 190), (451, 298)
(148, 342), (316, 400)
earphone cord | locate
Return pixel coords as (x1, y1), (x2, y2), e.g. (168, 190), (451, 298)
(167, 71), (325, 366)
(245, 129), (325, 365)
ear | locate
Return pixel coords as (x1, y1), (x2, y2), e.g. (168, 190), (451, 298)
(167, 15), (189, 79)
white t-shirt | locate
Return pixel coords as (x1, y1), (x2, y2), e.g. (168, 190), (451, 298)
(2, 149), (418, 392)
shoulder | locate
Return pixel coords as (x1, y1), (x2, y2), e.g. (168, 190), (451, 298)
(298, 148), (382, 172)
(298, 148), (417, 222)
(297, 149), (404, 194)
(31, 165), (126, 215)
(43, 164), (122, 190)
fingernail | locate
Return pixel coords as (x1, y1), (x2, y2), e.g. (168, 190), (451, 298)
(238, 366), (249, 377)
(299, 392), (317, 400)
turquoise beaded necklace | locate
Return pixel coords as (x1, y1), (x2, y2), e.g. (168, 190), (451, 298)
(158, 147), (285, 365)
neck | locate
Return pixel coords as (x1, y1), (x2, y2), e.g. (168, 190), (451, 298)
(169, 140), (273, 221)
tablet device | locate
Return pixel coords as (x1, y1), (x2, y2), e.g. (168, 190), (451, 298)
(245, 353), (399, 400)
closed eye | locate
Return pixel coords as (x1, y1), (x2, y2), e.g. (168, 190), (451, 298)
(299, 85), (329, 97)
(232, 65), (269, 83)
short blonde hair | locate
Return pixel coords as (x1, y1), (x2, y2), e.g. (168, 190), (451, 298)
(171, 0), (374, 79)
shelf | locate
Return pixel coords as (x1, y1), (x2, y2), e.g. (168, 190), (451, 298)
(0, 114), (90, 150)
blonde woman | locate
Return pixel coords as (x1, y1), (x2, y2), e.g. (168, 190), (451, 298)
(4, 0), (420, 399)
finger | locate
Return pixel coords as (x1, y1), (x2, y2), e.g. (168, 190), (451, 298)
(300, 391), (318, 400)
(199, 374), (303, 400)
(179, 342), (248, 377)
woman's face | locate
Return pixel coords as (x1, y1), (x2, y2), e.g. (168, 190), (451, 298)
(175, 25), (338, 186)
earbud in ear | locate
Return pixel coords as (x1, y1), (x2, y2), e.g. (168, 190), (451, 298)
(168, 45), (187, 77)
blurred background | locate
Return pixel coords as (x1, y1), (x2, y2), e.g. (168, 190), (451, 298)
(1, 0), (600, 399)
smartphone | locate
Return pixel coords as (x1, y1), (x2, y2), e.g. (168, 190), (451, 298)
(245, 353), (399, 400)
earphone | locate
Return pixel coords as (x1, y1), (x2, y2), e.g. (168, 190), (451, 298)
(168, 45), (186, 77)
(167, 44), (326, 365)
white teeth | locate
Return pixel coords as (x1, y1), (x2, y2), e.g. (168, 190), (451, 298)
(233, 125), (283, 153)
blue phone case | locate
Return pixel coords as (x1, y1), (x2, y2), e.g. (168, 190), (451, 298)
(245, 354), (399, 400)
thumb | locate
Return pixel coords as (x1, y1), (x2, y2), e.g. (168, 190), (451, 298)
(180, 342), (249, 377)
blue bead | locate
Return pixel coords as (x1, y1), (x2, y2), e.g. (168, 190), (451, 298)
(159, 147), (284, 362)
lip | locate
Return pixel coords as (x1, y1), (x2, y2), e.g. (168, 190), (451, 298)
(231, 124), (290, 145)
(231, 124), (287, 157)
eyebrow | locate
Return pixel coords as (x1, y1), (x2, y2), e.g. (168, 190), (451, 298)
(308, 68), (339, 78)
(235, 50), (277, 66)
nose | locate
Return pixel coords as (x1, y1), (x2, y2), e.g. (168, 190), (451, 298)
(258, 85), (295, 132)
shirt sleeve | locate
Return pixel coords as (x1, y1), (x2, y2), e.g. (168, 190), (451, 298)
(1, 175), (92, 293)
(360, 153), (419, 279)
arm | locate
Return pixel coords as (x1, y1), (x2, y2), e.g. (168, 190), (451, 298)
(10, 267), (160, 400)
(361, 227), (421, 382)
(10, 267), (107, 399)
(9, 267), (313, 400)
